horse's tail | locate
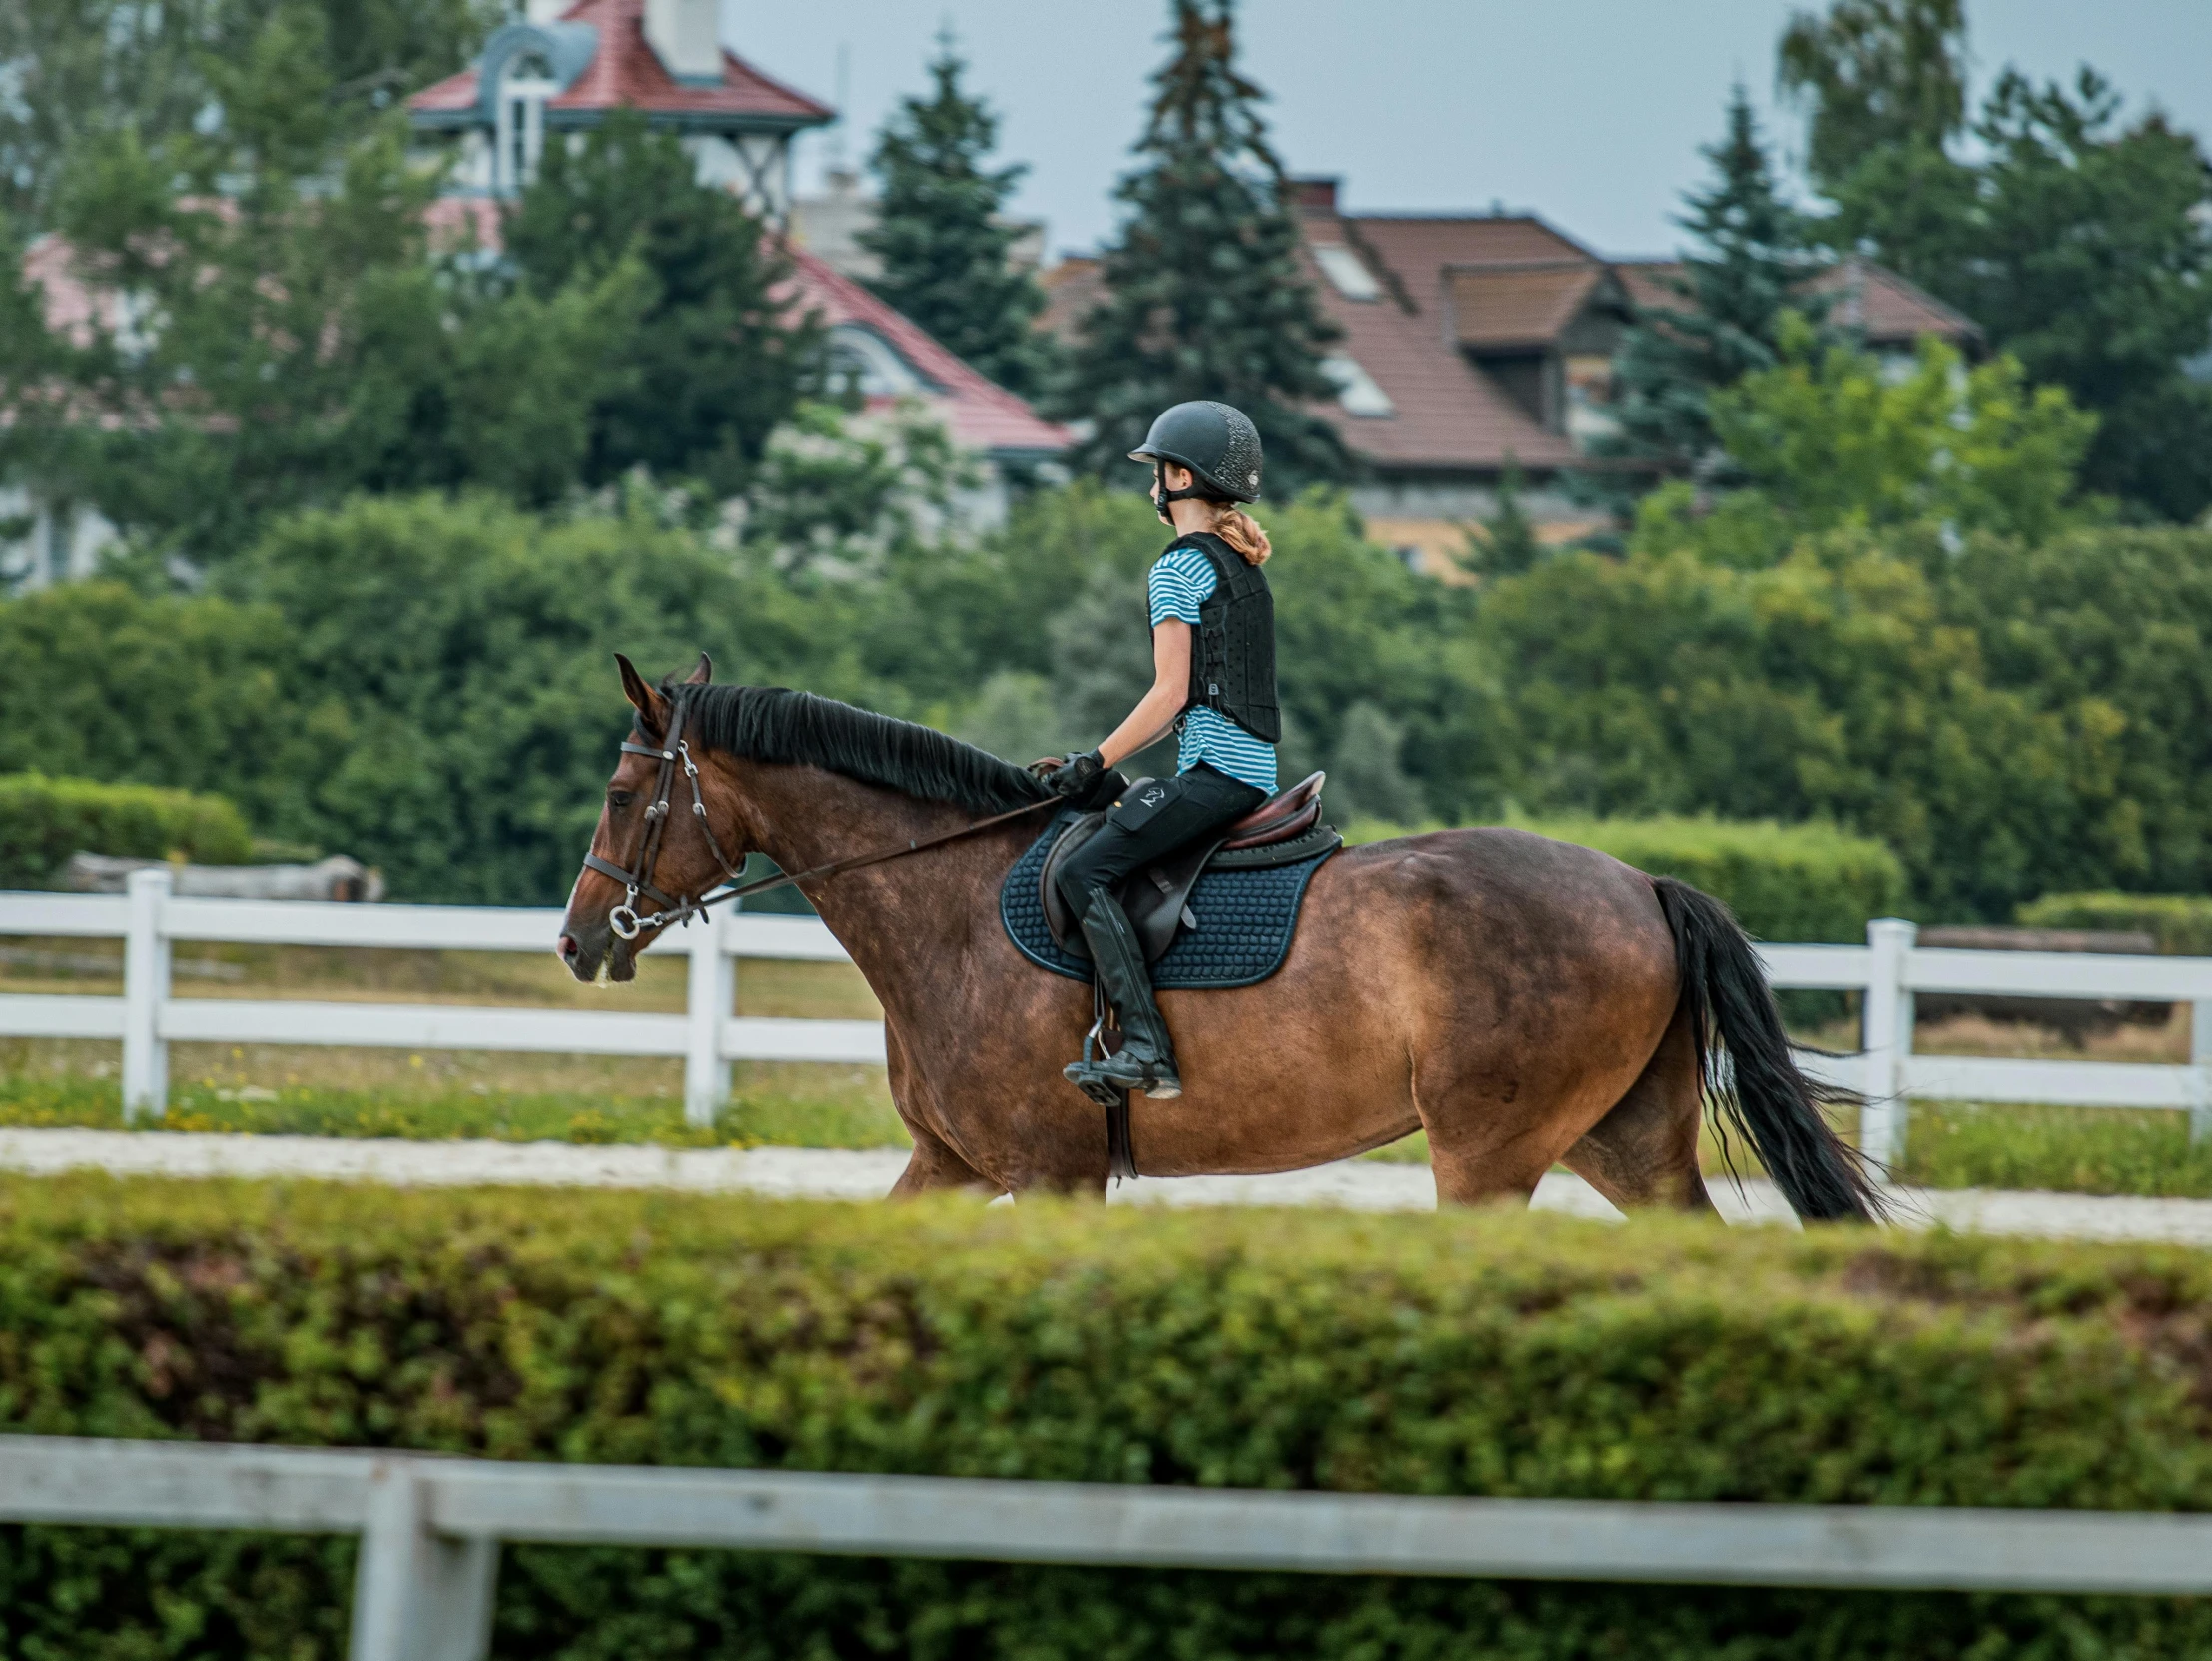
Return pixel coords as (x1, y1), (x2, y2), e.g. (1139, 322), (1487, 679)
(1651, 876), (1887, 1223)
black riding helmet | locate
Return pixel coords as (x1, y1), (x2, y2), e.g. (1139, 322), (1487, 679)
(1129, 401), (1263, 517)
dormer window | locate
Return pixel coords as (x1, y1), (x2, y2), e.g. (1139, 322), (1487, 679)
(495, 51), (557, 192)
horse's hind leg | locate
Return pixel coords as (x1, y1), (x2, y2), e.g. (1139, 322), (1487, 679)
(1562, 999), (1716, 1214)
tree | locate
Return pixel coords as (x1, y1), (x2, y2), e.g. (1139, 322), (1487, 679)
(1058, 0), (1349, 490)
(1777, 0), (1967, 195)
(1913, 73), (2212, 520)
(0, 8), (641, 561)
(859, 36), (1050, 397)
(1587, 89), (1826, 510)
(1327, 701), (1427, 826)
(1476, 459), (1543, 576)
(738, 401), (969, 576)
(504, 110), (818, 498)
(1658, 316), (2099, 557)
(0, 0), (500, 229)
(1782, 1), (2212, 521)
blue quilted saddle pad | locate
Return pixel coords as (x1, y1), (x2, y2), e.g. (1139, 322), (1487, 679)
(1000, 812), (1335, 989)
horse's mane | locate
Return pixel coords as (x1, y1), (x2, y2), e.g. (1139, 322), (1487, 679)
(671, 683), (1052, 816)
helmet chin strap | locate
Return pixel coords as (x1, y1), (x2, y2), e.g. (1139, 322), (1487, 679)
(1153, 464), (1214, 527)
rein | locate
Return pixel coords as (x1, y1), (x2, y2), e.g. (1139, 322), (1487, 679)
(585, 691), (1059, 940)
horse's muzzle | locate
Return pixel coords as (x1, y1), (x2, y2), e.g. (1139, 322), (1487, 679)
(556, 918), (636, 983)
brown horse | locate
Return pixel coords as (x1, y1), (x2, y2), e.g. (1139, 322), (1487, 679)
(558, 658), (1881, 1222)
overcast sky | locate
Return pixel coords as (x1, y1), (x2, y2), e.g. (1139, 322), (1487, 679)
(723, 1), (2212, 263)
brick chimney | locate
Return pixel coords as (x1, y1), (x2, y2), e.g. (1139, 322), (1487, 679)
(643, 0), (721, 83)
(1289, 177), (1340, 213)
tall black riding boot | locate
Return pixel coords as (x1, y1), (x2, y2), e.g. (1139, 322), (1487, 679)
(1063, 891), (1183, 1100)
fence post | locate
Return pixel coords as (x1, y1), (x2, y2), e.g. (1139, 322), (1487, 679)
(1859, 917), (1917, 1170)
(351, 1460), (497, 1661)
(684, 911), (734, 1128)
(121, 867), (172, 1122)
(2192, 1003), (2212, 1148)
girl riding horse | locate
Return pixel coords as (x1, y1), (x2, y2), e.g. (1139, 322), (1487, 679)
(1036, 400), (1278, 1102)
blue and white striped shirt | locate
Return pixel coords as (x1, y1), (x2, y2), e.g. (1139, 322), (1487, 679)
(1147, 547), (1279, 792)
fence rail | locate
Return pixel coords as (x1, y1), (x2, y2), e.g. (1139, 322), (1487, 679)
(6, 1434), (2212, 1661)
(4, 876), (2212, 1160)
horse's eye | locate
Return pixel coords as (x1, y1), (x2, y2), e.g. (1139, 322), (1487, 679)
(608, 789), (636, 811)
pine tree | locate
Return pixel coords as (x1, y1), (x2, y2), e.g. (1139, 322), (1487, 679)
(859, 35), (1049, 397)
(1059, 0), (1348, 489)
(1477, 457), (1543, 576)
(504, 110), (816, 497)
(1589, 87), (1825, 504)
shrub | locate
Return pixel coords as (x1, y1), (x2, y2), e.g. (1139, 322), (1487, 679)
(2015, 892), (2212, 956)
(3, 1180), (2212, 1655)
(1346, 814), (1903, 943)
(0, 773), (252, 888)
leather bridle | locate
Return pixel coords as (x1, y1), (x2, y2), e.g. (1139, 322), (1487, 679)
(582, 688), (1062, 942)
(583, 690), (748, 940)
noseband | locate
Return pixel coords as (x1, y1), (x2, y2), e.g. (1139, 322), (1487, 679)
(584, 691), (746, 940)
(582, 689), (1062, 943)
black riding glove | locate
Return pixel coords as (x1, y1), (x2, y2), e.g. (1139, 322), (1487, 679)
(1040, 749), (1106, 799)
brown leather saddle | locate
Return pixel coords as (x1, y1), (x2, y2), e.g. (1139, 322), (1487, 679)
(1039, 771), (1339, 963)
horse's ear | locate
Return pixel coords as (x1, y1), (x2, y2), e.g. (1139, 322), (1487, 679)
(684, 652), (712, 686)
(615, 653), (664, 729)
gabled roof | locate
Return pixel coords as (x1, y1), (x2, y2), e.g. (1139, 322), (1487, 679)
(1616, 256), (1980, 351)
(1035, 188), (1984, 482)
(1808, 256), (1982, 349)
(409, 0), (831, 132)
(783, 245), (1073, 460)
(1348, 214), (1601, 308)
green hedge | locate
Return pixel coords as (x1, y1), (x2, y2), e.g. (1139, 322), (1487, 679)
(2, 1179), (2211, 1656)
(0, 772), (252, 889)
(2016, 891), (2212, 955)
(1348, 814), (1903, 943)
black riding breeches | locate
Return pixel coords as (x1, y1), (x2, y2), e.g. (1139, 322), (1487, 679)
(1053, 764), (1268, 925)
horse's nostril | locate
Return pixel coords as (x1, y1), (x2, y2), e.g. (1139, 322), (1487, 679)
(557, 934), (578, 962)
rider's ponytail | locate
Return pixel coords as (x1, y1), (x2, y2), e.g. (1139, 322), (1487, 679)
(1212, 505), (1271, 565)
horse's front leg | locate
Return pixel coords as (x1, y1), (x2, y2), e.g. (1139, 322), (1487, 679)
(888, 1139), (1003, 1198)
(881, 1018), (1004, 1198)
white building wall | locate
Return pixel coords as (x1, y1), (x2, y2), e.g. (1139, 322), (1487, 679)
(0, 488), (120, 590)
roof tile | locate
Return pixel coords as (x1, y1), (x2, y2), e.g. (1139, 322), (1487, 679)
(408, 0), (831, 126)
(1616, 257), (1980, 349)
(1296, 220), (1579, 471)
(1446, 264), (1605, 350)
(783, 245), (1073, 458)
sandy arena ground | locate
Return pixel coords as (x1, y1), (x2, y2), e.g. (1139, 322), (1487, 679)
(2, 1128), (2209, 1243)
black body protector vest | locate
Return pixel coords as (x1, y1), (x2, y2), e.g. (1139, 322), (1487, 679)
(1168, 531), (1280, 744)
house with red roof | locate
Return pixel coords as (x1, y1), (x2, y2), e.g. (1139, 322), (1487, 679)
(407, 0), (833, 221)
(407, 0), (1070, 515)
(1041, 178), (1980, 577)
(788, 247), (1070, 468)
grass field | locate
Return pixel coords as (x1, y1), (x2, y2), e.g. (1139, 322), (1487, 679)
(0, 934), (910, 1146)
(5, 936), (2208, 1192)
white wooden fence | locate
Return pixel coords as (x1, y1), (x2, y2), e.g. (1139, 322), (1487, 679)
(1764, 918), (2212, 1161)
(4, 872), (2211, 1162)
(12, 1434), (2212, 1661)
(0, 868), (879, 1127)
